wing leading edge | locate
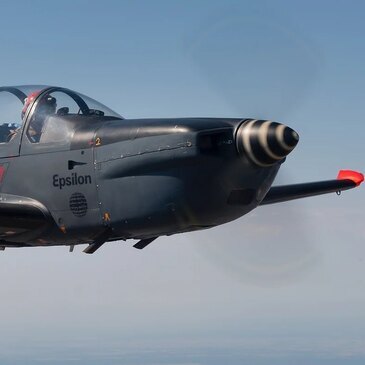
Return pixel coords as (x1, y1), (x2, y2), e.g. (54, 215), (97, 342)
(260, 170), (364, 206)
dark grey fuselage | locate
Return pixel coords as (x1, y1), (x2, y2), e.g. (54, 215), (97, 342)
(0, 116), (280, 247)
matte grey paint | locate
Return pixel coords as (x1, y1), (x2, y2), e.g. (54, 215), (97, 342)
(0, 87), (358, 251)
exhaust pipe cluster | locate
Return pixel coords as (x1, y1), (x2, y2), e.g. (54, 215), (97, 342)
(236, 119), (299, 167)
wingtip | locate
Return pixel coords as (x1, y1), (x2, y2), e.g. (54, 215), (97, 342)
(337, 170), (364, 187)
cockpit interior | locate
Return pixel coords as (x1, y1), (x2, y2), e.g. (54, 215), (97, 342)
(0, 86), (123, 146)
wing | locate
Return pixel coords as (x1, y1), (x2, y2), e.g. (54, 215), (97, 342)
(0, 193), (53, 242)
(260, 170), (364, 205)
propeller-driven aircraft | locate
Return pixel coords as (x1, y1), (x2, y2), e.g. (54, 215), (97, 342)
(0, 85), (362, 253)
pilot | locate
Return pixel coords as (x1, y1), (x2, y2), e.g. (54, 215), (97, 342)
(21, 90), (41, 121)
(21, 91), (57, 143)
(6, 91), (41, 142)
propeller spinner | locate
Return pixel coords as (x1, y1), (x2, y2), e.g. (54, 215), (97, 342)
(236, 119), (299, 167)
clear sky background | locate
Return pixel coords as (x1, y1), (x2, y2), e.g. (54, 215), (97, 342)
(0, 1), (364, 364)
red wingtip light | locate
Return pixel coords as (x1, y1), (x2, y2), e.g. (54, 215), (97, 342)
(337, 170), (364, 186)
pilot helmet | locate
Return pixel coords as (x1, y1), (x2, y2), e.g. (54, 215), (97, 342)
(22, 91), (57, 120)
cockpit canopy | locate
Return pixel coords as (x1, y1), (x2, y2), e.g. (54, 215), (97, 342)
(0, 85), (123, 145)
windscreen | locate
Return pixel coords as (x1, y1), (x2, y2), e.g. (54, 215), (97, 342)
(0, 88), (28, 143)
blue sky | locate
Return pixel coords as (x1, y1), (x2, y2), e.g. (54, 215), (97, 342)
(0, 1), (364, 364)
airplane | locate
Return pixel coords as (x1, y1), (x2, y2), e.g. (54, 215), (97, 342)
(0, 85), (362, 253)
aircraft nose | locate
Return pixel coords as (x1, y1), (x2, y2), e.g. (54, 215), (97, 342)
(236, 119), (299, 167)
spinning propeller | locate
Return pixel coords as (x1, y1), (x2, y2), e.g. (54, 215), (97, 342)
(184, 10), (350, 285)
